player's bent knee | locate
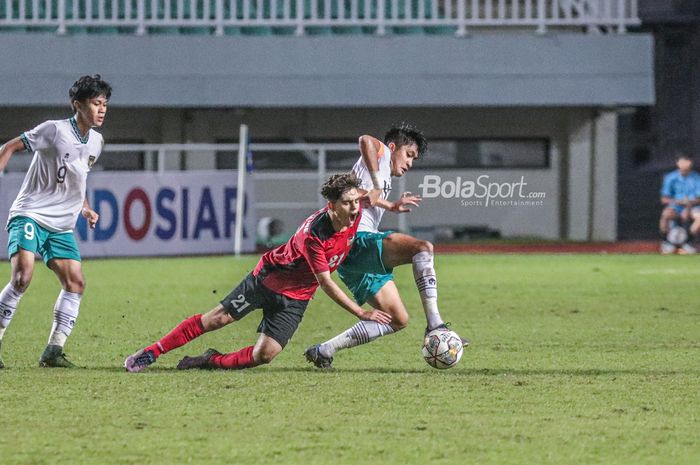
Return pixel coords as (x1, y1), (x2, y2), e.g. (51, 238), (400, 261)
(74, 278), (86, 293)
(253, 336), (283, 365)
(11, 278), (31, 292)
(201, 311), (233, 331)
(391, 313), (409, 331)
(65, 277), (86, 294)
(661, 208), (677, 220)
(254, 348), (279, 365)
(12, 272), (33, 292)
(416, 240), (433, 255)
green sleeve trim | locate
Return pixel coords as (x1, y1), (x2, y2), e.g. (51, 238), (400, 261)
(19, 133), (32, 152)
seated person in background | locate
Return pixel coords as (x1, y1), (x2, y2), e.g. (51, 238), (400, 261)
(659, 152), (700, 254)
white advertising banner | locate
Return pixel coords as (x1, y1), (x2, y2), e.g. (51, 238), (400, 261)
(0, 171), (256, 258)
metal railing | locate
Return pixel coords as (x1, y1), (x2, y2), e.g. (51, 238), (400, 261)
(102, 141), (363, 209)
(0, 0), (640, 35)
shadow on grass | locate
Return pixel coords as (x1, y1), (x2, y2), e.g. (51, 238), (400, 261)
(263, 367), (700, 377)
(71, 365), (700, 377)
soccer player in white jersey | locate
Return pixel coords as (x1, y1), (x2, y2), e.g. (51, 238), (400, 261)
(305, 123), (469, 368)
(0, 75), (110, 368)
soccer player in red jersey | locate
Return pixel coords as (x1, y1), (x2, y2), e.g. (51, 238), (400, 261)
(124, 173), (391, 372)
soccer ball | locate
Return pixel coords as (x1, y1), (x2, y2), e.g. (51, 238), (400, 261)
(667, 226), (688, 246)
(422, 328), (463, 369)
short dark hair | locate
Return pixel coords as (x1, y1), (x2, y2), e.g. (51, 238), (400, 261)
(384, 122), (428, 158)
(321, 173), (361, 202)
(676, 151), (692, 161)
(69, 74), (112, 104)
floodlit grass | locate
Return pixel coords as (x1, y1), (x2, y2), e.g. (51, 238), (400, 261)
(1, 254), (698, 465)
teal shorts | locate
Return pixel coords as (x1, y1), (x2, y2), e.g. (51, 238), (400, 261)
(7, 216), (81, 265)
(338, 231), (394, 306)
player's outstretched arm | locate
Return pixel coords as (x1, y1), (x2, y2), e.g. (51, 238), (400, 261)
(373, 192), (422, 214)
(315, 271), (391, 324)
(0, 138), (26, 172)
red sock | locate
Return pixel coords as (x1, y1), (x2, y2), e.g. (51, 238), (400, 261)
(146, 314), (205, 358)
(210, 346), (256, 370)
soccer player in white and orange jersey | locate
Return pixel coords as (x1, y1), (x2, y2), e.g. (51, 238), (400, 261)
(305, 123), (469, 369)
(0, 75), (109, 368)
(124, 173), (391, 372)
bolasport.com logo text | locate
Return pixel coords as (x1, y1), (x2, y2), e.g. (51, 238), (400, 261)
(418, 175), (546, 208)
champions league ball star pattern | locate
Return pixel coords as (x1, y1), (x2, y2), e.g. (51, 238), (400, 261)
(422, 327), (464, 369)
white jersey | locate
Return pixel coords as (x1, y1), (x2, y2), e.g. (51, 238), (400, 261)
(352, 142), (392, 233)
(9, 118), (103, 232)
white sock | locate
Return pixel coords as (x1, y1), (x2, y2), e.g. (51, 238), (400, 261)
(412, 251), (444, 330)
(0, 282), (25, 340)
(319, 320), (395, 357)
(47, 290), (82, 347)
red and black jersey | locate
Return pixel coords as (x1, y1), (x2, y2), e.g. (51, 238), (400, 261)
(253, 207), (360, 300)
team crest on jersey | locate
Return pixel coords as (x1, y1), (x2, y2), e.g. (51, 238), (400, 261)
(88, 155), (96, 167)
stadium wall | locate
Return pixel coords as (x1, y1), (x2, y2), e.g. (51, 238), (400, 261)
(0, 106), (620, 241)
(0, 34), (653, 107)
(0, 32), (653, 242)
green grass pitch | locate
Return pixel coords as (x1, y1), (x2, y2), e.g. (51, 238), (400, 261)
(1, 254), (698, 465)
